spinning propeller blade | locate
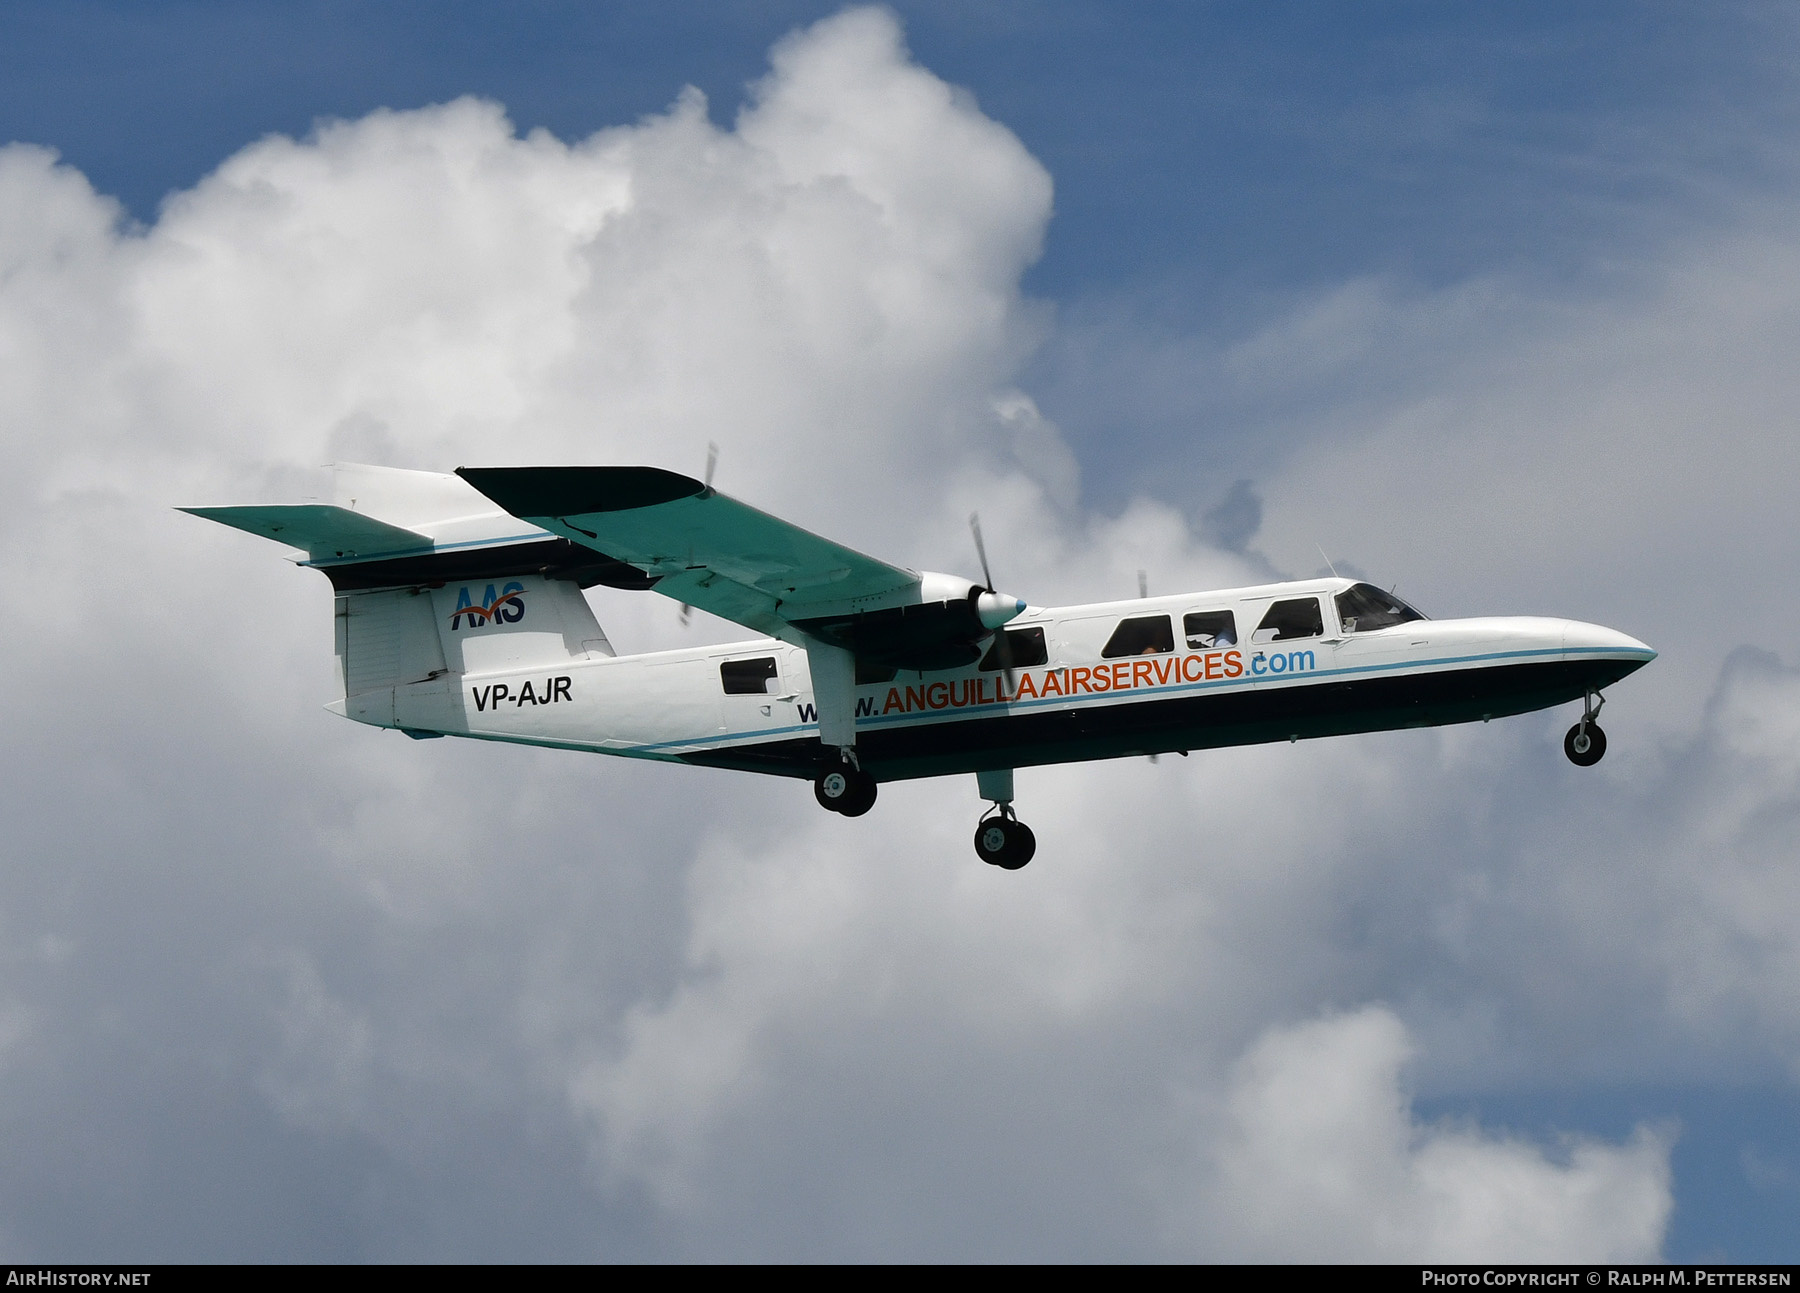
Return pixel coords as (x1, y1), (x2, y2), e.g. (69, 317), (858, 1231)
(679, 443), (722, 628)
(969, 512), (1017, 691)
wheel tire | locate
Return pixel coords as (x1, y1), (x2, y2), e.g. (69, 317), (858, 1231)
(997, 821), (1036, 870)
(1564, 721), (1607, 767)
(838, 770), (877, 818)
(815, 767), (877, 815)
(973, 817), (1036, 869)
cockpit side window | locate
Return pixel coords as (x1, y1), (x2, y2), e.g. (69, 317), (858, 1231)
(1251, 598), (1324, 643)
(720, 656), (779, 695)
(1184, 610), (1237, 649)
(1334, 583), (1426, 633)
(1101, 615), (1175, 658)
(979, 626), (1049, 671)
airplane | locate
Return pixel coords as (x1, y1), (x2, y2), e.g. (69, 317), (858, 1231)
(184, 462), (1656, 869)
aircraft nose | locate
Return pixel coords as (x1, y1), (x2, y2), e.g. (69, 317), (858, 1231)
(1563, 620), (1656, 660)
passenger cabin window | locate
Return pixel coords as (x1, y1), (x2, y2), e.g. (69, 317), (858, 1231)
(1334, 583), (1426, 633)
(720, 657), (778, 695)
(1101, 615), (1175, 658)
(979, 626), (1049, 671)
(1184, 611), (1237, 649)
(1251, 599), (1323, 644)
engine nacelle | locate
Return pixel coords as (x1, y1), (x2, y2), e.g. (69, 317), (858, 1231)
(917, 572), (1026, 631)
(918, 570), (980, 602)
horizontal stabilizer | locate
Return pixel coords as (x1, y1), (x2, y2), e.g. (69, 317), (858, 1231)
(183, 466), (661, 592)
(180, 505), (429, 562)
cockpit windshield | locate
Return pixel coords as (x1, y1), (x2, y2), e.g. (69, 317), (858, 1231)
(1334, 583), (1426, 633)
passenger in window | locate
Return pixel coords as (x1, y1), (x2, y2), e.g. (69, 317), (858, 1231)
(1184, 611), (1236, 649)
(1251, 599), (1323, 643)
(1101, 615), (1174, 658)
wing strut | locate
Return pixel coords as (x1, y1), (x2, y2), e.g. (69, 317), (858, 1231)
(805, 640), (859, 766)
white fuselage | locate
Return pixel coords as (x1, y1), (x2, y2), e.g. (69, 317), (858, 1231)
(343, 576), (1654, 783)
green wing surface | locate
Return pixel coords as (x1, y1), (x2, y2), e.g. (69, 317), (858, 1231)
(456, 467), (920, 641)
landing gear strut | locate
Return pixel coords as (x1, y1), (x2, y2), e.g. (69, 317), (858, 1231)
(1564, 691), (1607, 767)
(974, 806), (1036, 870)
(972, 768), (1035, 868)
(814, 763), (877, 816)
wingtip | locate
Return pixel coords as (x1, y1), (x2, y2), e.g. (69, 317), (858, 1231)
(456, 466), (706, 517)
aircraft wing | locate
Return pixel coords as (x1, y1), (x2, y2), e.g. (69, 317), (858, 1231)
(455, 467), (923, 645)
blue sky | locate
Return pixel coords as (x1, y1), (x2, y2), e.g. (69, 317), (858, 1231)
(3, 0), (1798, 1262)
(19, 0), (1788, 516)
(16, 3), (1793, 296)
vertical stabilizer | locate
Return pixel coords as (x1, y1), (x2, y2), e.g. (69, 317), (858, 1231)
(187, 464), (630, 736)
(332, 574), (614, 733)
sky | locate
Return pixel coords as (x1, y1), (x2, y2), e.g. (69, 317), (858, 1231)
(3, 0), (1799, 1262)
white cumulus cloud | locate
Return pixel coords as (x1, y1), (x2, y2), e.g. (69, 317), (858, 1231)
(1180, 1007), (1670, 1262)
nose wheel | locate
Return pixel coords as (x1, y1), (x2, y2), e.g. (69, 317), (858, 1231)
(1564, 722), (1607, 766)
(974, 807), (1036, 870)
(814, 765), (877, 816)
(1564, 690), (1607, 767)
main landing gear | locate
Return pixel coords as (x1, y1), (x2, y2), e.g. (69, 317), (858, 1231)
(814, 763), (877, 816)
(973, 767), (1035, 869)
(974, 806), (1036, 870)
(1565, 690), (1607, 767)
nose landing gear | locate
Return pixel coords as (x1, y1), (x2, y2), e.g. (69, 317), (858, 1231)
(1564, 690), (1607, 767)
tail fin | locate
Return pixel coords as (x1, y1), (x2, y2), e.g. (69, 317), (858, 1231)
(184, 464), (641, 732)
(327, 573), (617, 730)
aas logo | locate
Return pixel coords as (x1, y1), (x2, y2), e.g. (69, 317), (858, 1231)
(449, 581), (526, 631)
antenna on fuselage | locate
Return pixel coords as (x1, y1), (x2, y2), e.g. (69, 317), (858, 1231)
(1316, 544), (1340, 579)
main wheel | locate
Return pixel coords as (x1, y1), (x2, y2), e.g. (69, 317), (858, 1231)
(1564, 721), (1607, 767)
(973, 817), (1036, 869)
(814, 767), (877, 816)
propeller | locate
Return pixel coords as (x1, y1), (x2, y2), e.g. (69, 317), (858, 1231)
(970, 511), (995, 593)
(969, 512), (1021, 693)
(678, 443), (722, 628)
